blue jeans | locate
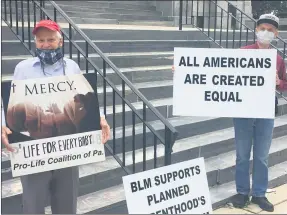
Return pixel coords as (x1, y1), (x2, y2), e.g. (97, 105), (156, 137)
(233, 118), (274, 197)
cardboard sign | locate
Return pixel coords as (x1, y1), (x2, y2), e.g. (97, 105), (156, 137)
(173, 48), (277, 119)
(3, 73), (105, 177)
(122, 157), (212, 214)
(9, 130), (104, 177)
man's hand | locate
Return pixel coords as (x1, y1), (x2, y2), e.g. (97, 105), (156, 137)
(276, 73), (280, 86)
(100, 117), (110, 144)
(1, 126), (13, 152)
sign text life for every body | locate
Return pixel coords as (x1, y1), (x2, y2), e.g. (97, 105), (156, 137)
(22, 134), (93, 158)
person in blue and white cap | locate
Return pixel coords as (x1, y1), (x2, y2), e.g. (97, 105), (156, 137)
(232, 13), (286, 212)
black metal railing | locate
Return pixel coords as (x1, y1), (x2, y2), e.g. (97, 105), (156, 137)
(1, 0), (178, 174)
(178, 0), (286, 60)
(178, 0), (287, 102)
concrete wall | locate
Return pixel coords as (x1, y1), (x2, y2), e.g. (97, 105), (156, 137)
(151, 0), (253, 29)
(148, 0), (174, 17)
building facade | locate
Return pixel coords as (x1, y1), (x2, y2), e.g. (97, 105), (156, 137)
(150, 0), (253, 29)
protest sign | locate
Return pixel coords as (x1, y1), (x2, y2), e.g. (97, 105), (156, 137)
(122, 157), (212, 214)
(9, 130), (104, 177)
(3, 73), (105, 177)
(173, 48), (277, 119)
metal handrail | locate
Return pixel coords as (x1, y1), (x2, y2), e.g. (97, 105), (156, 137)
(226, 0), (287, 59)
(212, 0), (287, 101)
(178, 0), (287, 100)
(178, 0), (286, 59)
(32, 2), (166, 141)
(225, 0), (286, 40)
(1, 0), (178, 174)
(47, 1), (177, 134)
(215, 1), (287, 100)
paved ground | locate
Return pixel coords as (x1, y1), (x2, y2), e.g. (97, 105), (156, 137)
(214, 184), (287, 214)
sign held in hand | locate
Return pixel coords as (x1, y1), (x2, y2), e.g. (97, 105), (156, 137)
(3, 73), (105, 177)
(173, 48), (277, 119)
(9, 130), (104, 177)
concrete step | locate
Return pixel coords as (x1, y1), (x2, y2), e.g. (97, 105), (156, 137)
(5, 11), (170, 22)
(5, 8), (165, 21)
(59, 1), (155, 10)
(2, 22), (287, 48)
(65, 5), (159, 15)
(2, 39), (287, 56)
(5, 25), (285, 41)
(55, 11), (164, 21)
(4, 1), (157, 11)
(52, 1), (155, 9)
(6, 13), (119, 24)
(1, 64), (173, 86)
(5, 13), (173, 25)
(61, 17), (120, 25)
(2, 4), (161, 16)
(1, 52), (174, 75)
(3, 23), (287, 44)
(0, 25), (199, 41)
(2, 117), (287, 213)
(118, 20), (174, 26)
(1, 40), (212, 56)
(93, 1), (153, 6)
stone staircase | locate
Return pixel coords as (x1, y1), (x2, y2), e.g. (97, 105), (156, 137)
(1, 1), (287, 214)
(5, 0), (174, 26)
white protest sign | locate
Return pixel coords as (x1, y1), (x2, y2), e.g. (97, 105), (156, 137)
(173, 48), (277, 119)
(122, 157), (212, 214)
(9, 130), (105, 177)
(5, 73), (105, 177)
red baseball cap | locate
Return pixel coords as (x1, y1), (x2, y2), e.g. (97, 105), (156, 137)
(32, 20), (61, 35)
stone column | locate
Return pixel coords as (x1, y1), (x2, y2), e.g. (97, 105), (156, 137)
(216, 0), (253, 30)
(243, 0), (253, 17)
(242, 0), (255, 30)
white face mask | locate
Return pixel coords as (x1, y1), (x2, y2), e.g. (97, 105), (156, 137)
(256, 30), (275, 44)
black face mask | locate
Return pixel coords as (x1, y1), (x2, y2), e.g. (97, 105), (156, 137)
(35, 47), (63, 65)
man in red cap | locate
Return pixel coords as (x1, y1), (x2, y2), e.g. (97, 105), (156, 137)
(2, 19), (110, 214)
